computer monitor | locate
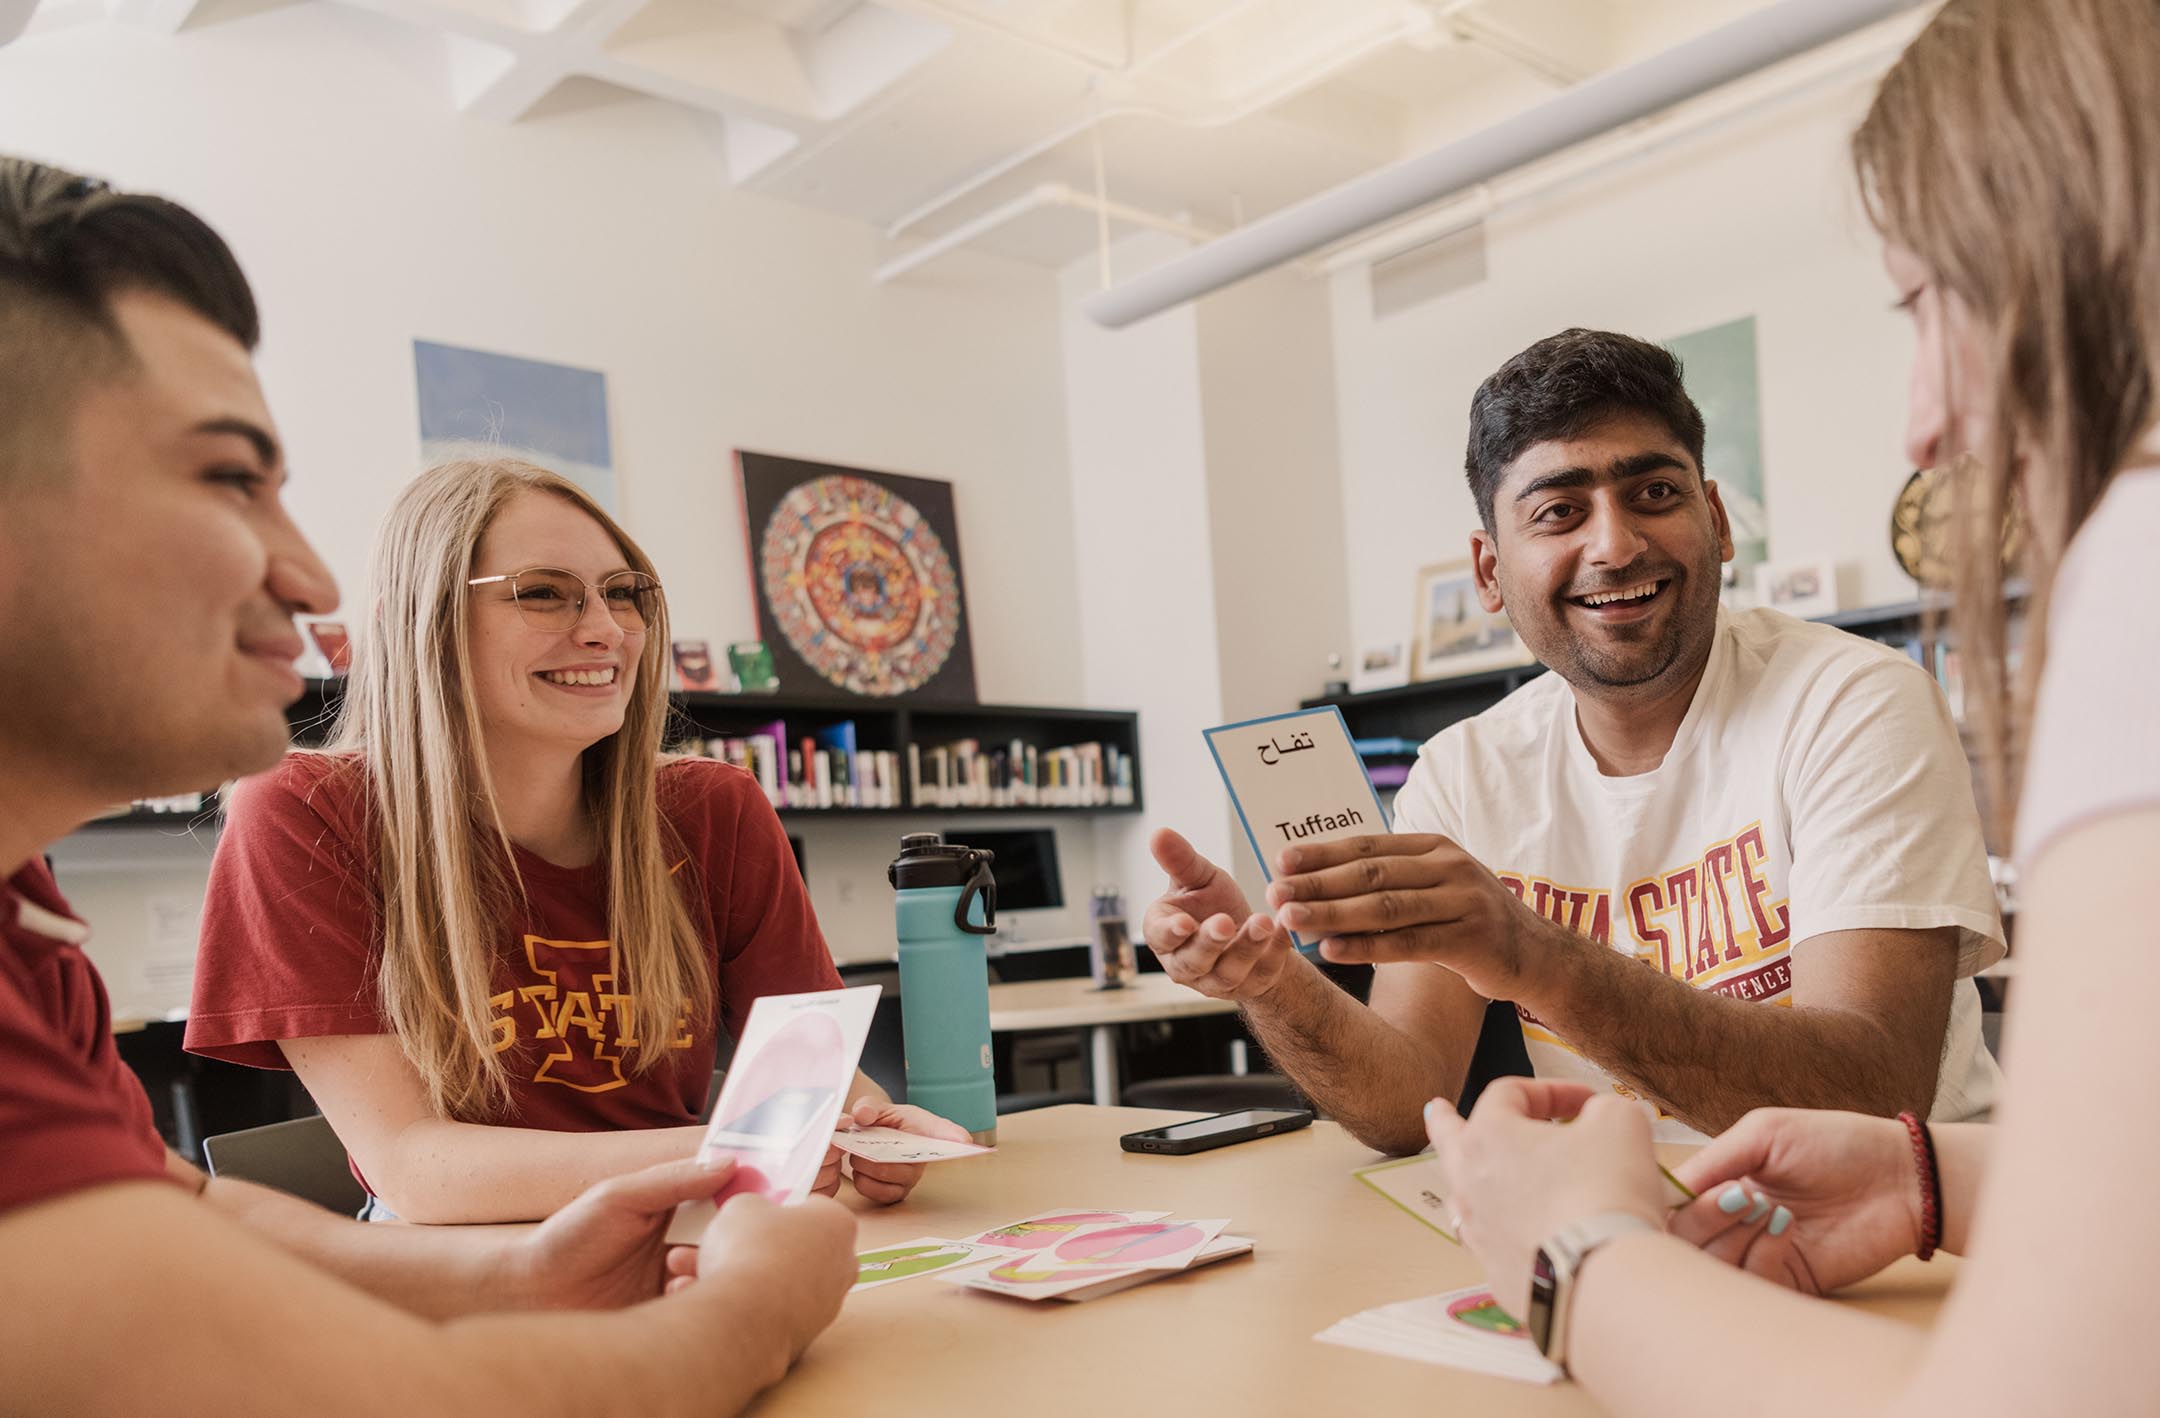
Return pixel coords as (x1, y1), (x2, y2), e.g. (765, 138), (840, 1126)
(955, 828), (1062, 913)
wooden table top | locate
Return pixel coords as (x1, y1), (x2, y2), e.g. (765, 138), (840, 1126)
(986, 974), (1240, 1031)
(754, 1104), (1953, 1416)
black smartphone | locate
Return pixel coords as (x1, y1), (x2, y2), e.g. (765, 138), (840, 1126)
(1119, 1107), (1315, 1156)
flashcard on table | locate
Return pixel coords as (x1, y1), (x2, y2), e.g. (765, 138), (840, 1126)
(939, 1218), (1234, 1300)
(1353, 1156), (1461, 1243)
(1203, 707), (1390, 948)
(1049, 1234), (1255, 1303)
(1052, 1217), (1232, 1271)
(831, 1126), (994, 1165)
(1316, 1284), (1561, 1384)
(850, 1237), (1010, 1293)
(1355, 1152), (1692, 1248)
(666, 985), (880, 1243)
(933, 1227), (1235, 1305)
(966, 1208), (1170, 1250)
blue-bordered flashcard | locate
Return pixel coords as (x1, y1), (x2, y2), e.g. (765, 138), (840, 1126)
(1202, 706), (1392, 951)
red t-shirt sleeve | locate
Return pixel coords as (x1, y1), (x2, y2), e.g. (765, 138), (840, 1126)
(0, 960), (170, 1216)
(185, 754), (385, 1070)
(664, 759), (843, 1042)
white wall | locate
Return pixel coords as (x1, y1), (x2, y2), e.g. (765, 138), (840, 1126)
(1329, 74), (1919, 659)
(4, 6), (1088, 987)
(1059, 234), (1233, 914)
(1196, 265), (1350, 899)
(1061, 240), (1350, 914)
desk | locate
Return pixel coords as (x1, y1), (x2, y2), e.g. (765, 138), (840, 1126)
(987, 975), (1239, 1105)
(760, 1105), (1953, 1418)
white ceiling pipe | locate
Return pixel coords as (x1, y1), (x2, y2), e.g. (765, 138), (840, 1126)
(1319, 9), (1926, 275)
(873, 182), (1220, 285)
(1081, 0), (1929, 329)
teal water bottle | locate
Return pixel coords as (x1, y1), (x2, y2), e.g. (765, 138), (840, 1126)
(888, 833), (999, 1144)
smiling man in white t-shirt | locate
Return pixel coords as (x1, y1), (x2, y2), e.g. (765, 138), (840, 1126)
(1143, 327), (2003, 1151)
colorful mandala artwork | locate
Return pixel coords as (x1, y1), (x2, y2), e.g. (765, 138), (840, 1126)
(757, 473), (964, 698)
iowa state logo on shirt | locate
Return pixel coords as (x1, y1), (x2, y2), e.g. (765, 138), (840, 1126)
(1500, 821), (1795, 1001)
(487, 936), (695, 1092)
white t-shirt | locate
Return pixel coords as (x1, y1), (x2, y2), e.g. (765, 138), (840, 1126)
(2015, 462), (2160, 866)
(1394, 607), (2005, 1142)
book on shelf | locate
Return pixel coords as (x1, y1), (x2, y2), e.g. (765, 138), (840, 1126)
(687, 719), (897, 810)
(1351, 736), (1421, 759)
(908, 735), (1134, 809)
(1366, 762), (1412, 790)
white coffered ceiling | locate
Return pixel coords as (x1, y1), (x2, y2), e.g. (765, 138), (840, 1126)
(11, 0), (1781, 270)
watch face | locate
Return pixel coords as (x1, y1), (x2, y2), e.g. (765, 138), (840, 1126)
(1527, 1250), (1560, 1355)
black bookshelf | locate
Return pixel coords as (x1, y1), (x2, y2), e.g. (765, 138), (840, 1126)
(673, 691), (1142, 816)
(80, 681), (1144, 831)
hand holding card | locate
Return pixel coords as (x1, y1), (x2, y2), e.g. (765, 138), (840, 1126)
(1203, 708), (1389, 949)
(831, 1125), (993, 1165)
(667, 986), (879, 1244)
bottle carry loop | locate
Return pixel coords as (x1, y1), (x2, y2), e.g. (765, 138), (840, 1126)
(955, 852), (998, 936)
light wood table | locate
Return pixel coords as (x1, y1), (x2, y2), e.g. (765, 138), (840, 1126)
(759, 1104), (1954, 1417)
(987, 975), (1239, 1105)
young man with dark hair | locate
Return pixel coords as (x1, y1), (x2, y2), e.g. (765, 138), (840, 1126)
(1144, 327), (2003, 1155)
(0, 156), (854, 1415)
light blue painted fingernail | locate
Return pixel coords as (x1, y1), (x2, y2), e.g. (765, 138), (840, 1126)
(1745, 1193), (1771, 1223)
(1768, 1206), (1792, 1237)
(1424, 1099), (1444, 1126)
(1717, 1183), (1749, 1214)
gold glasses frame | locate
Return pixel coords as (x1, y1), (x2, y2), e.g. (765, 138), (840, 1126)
(465, 566), (664, 631)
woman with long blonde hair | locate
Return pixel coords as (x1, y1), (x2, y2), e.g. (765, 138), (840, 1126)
(186, 458), (963, 1222)
(1419, 0), (2159, 1411)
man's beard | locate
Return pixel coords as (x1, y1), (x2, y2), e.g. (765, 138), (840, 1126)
(1512, 555), (1723, 695)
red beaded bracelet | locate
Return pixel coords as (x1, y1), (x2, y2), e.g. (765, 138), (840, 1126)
(1897, 1110), (1943, 1261)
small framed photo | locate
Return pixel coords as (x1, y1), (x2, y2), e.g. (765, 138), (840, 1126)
(1350, 642), (1411, 694)
(1412, 560), (1530, 681)
(300, 619), (351, 678)
(672, 639), (720, 692)
(1754, 559), (1841, 619)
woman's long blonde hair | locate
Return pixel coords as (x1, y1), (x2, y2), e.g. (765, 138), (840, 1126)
(1853, 0), (2160, 841)
(319, 457), (709, 1120)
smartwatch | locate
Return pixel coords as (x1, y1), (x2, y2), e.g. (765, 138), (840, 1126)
(1527, 1212), (1657, 1372)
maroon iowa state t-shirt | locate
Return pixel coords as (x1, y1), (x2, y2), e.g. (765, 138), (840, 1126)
(0, 859), (171, 1214)
(186, 753), (842, 1132)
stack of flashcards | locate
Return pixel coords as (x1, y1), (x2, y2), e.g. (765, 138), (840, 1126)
(939, 1210), (1245, 1302)
(850, 1209), (1253, 1303)
(1316, 1285), (1562, 1384)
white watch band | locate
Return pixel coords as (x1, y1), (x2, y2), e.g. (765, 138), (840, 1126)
(1529, 1211), (1658, 1371)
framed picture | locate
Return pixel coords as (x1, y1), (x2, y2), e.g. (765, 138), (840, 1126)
(737, 452), (979, 704)
(413, 340), (615, 513)
(1412, 560), (1529, 681)
(1755, 559), (1841, 619)
(671, 640), (720, 692)
(1350, 641), (1411, 694)
(300, 619), (352, 678)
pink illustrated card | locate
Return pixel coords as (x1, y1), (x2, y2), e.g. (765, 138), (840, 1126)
(966, 1209), (1170, 1250)
(666, 985), (879, 1244)
(938, 1218), (1235, 1300)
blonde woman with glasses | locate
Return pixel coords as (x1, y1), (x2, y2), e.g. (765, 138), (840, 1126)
(186, 458), (965, 1223)
(1414, 1), (2160, 1411)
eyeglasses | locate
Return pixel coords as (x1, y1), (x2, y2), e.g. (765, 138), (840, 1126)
(466, 567), (663, 632)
